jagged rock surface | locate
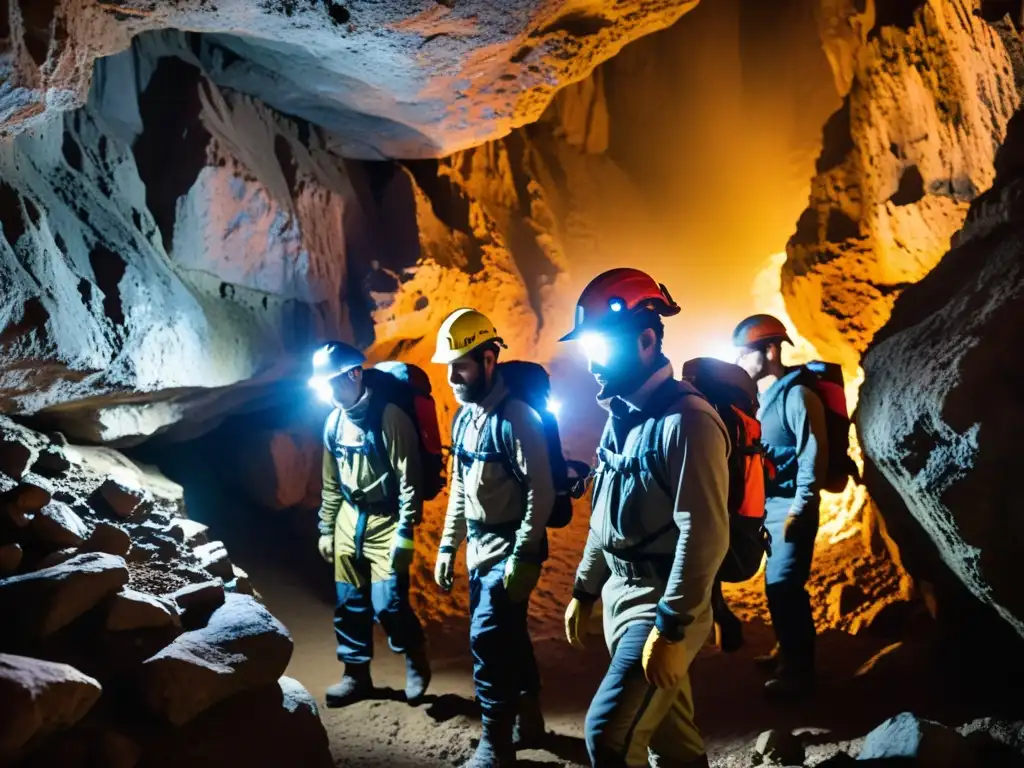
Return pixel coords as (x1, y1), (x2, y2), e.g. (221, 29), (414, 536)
(0, 0), (700, 159)
(858, 103), (1024, 644)
(783, 0), (1023, 371)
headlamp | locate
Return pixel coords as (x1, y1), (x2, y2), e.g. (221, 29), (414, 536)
(546, 397), (562, 417)
(579, 331), (610, 366)
(308, 375), (334, 405)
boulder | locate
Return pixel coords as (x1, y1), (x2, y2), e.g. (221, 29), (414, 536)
(0, 553), (129, 645)
(106, 589), (180, 632)
(224, 565), (254, 597)
(35, 547), (81, 570)
(82, 523), (131, 558)
(0, 439), (32, 480)
(31, 446), (72, 479)
(91, 480), (144, 520)
(16, 709), (143, 768)
(859, 712), (978, 767)
(168, 519), (208, 547)
(136, 593), (293, 725)
(193, 541), (234, 581)
(0, 654), (102, 762)
(753, 729), (805, 766)
(30, 502), (89, 548)
(2, 482), (52, 530)
(136, 677), (331, 768)
(166, 581), (226, 630)
(0, 543), (22, 574)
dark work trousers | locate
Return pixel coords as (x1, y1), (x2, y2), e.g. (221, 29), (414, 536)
(763, 499), (818, 671)
(334, 569), (424, 665)
(469, 556), (541, 719)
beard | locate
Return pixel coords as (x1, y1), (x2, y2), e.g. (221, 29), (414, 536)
(453, 374), (489, 404)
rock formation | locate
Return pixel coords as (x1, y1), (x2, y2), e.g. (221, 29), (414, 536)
(783, 0), (1023, 371)
(0, 0), (699, 158)
(858, 102), (1024, 648)
(0, 415), (330, 767)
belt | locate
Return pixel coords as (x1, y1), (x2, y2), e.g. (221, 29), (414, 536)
(605, 551), (673, 581)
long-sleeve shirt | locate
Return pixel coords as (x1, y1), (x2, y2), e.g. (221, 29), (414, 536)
(758, 369), (828, 517)
(439, 373), (555, 573)
(317, 385), (423, 542)
(573, 362), (730, 644)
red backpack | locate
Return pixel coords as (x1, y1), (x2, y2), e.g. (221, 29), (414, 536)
(682, 358), (772, 583)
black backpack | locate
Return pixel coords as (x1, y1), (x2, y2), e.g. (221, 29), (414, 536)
(452, 361), (588, 529)
(327, 362), (445, 503)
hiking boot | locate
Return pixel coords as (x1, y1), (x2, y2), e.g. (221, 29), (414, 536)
(714, 616), (744, 653)
(325, 663), (373, 708)
(405, 644), (432, 704)
(764, 662), (814, 699)
(512, 692), (546, 749)
(754, 643), (781, 671)
(462, 715), (515, 768)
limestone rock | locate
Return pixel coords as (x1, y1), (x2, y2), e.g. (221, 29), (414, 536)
(166, 581), (226, 631)
(783, 0), (1023, 370)
(0, 438), (32, 480)
(193, 541), (234, 581)
(30, 502), (89, 548)
(36, 547), (81, 570)
(91, 479), (144, 520)
(3, 482), (52, 521)
(0, 553), (129, 645)
(82, 523), (131, 558)
(859, 106), (1024, 643)
(31, 446), (72, 479)
(168, 519), (208, 548)
(224, 565), (254, 597)
(859, 712), (978, 766)
(106, 589), (180, 632)
(136, 593), (293, 725)
(136, 677), (331, 768)
(753, 729), (805, 766)
(0, 543), (22, 575)
(0, 654), (102, 762)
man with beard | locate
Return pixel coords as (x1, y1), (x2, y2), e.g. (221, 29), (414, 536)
(432, 308), (555, 768)
(561, 269), (730, 768)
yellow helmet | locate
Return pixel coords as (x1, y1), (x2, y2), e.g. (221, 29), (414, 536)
(432, 308), (504, 364)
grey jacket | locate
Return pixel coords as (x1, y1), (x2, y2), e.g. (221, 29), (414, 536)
(439, 373), (555, 573)
(573, 362), (730, 645)
(757, 368), (828, 516)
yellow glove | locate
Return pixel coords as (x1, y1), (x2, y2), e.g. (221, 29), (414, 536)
(317, 535), (333, 563)
(434, 551), (455, 593)
(564, 598), (594, 650)
(503, 558), (540, 603)
(642, 626), (687, 690)
(390, 533), (415, 573)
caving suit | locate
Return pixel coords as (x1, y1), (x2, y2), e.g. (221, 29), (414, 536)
(318, 386), (426, 665)
(758, 368), (828, 674)
(573, 362), (730, 767)
(439, 372), (555, 724)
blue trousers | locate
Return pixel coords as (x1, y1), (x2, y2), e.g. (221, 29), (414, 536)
(469, 558), (540, 718)
(585, 621), (704, 767)
(334, 572), (424, 665)
(763, 499), (818, 669)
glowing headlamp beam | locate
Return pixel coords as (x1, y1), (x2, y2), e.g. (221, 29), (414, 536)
(579, 331), (610, 367)
(308, 376), (335, 404)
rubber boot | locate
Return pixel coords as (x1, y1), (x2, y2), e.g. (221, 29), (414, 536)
(462, 714), (516, 768)
(325, 662), (373, 708)
(405, 643), (432, 704)
(512, 692), (546, 749)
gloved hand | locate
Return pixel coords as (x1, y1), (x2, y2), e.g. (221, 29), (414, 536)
(564, 598), (594, 650)
(783, 513), (809, 543)
(503, 557), (540, 603)
(317, 535), (333, 563)
(642, 626), (687, 690)
(390, 533), (415, 573)
(434, 551), (455, 593)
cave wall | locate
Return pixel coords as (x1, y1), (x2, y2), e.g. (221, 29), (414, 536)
(783, 0), (1023, 371)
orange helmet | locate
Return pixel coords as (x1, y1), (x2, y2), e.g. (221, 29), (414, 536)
(560, 268), (680, 342)
(732, 314), (792, 348)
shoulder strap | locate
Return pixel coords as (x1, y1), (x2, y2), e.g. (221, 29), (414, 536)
(491, 397), (527, 487)
(324, 408), (343, 455)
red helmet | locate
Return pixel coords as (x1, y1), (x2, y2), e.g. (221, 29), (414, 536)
(560, 268), (680, 342)
(732, 314), (792, 348)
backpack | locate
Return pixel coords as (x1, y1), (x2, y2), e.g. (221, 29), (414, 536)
(452, 361), (588, 529)
(788, 361), (858, 494)
(327, 361), (445, 503)
(682, 358), (772, 583)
